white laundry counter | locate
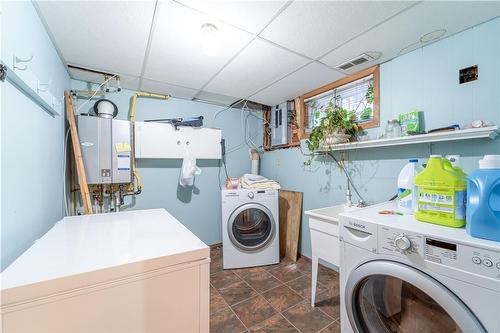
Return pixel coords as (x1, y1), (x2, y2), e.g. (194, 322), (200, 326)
(1, 209), (210, 332)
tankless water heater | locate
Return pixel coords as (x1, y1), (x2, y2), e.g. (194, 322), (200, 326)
(77, 115), (132, 184)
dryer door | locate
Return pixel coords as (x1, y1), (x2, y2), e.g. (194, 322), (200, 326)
(228, 203), (276, 251)
(345, 260), (485, 333)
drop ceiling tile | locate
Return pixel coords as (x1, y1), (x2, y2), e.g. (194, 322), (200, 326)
(194, 91), (239, 106)
(320, 1), (500, 73)
(68, 68), (140, 91)
(260, 1), (415, 59)
(144, 0), (253, 89)
(141, 78), (198, 100)
(175, 0), (287, 34)
(204, 38), (309, 99)
(250, 62), (344, 106)
(36, 1), (156, 75)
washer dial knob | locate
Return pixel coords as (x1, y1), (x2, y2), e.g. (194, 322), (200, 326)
(394, 235), (412, 251)
(248, 192), (254, 199)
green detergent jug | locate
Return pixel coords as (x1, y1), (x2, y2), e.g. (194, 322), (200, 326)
(414, 155), (467, 227)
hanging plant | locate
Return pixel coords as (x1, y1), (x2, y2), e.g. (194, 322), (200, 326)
(304, 101), (361, 165)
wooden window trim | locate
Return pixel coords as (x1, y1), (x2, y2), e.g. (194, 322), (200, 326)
(298, 65), (380, 140)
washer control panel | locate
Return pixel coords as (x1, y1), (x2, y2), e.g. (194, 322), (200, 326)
(461, 245), (500, 280)
(377, 225), (500, 280)
(378, 226), (425, 263)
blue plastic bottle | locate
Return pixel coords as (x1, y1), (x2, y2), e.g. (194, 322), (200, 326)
(466, 155), (500, 242)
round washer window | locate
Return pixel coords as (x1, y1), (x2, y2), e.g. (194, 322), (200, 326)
(229, 205), (274, 250)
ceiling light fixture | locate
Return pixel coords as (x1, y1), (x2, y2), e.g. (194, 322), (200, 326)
(200, 23), (219, 57)
(420, 29), (447, 43)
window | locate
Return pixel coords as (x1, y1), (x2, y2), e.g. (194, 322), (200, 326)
(297, 65), (380, 139)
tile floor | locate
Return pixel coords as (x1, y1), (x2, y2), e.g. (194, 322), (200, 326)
(209, 245), (341, 333)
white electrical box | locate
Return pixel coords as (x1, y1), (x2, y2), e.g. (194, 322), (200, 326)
(135, 121), (222, 159)
(77, 115), (132, 184)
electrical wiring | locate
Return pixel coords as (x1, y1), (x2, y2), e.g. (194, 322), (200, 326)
(73, 74), (117, 114)
(218, 159), (222, 190)
(63, 127), (70, 216)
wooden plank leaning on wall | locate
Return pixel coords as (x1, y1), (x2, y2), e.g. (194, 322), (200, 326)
(64, 91), (93, 214)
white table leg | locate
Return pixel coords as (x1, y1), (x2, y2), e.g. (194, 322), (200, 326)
(311, 255), (319, 307)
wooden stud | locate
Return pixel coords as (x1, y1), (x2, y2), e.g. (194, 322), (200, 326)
(65, 91), (92, 215)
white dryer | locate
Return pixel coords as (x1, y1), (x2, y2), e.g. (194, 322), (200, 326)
(221, 189), (279, 269)
(339, 201), (500, 333)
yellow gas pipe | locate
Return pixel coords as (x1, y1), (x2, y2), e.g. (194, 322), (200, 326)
(129, 92), (170, 194)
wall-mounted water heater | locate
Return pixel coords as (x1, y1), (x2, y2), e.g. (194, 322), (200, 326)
(77, 99), (132, 185)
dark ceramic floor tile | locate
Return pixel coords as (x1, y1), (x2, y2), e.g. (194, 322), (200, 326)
(232, 266), (268, 279)
(295, 257), (312, 274)
(286, 275), (328, 299)
(211, 270), (241, 289)
(211, 285), (229, 315)
(211, 256), (224, 275)
(317, 265), (339, 288)
(218, 280), (258, 306)
(262, 258), (294, 272)
(248, 314), (299, 333)
(319, 320), (341, 333)
(262, 285), (303, 312)
(268, 262), (304, 283)
(241, 268), (282, 293)
(210, 244), (223, 257)
(231, 295), (277, 328)
(210, 307), (246, 333)
(282, 301), (334, 333)
(314, 290), (340, 320)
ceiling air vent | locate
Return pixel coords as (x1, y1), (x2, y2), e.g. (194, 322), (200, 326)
(335, 53), (375, 71)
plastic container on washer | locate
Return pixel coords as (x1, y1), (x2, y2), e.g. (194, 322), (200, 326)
(466, 155), (500, 242)
(414, 155), (467, 227)
(397, 159), (423, 214)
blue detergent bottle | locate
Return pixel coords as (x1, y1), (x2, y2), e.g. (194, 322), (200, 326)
(466, 155), (500, 241)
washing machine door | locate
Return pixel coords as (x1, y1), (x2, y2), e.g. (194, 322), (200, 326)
(228, 203), (276, 251)
(345, 260), (485, 333)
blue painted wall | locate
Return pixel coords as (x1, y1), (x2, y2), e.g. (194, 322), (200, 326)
(1, 2), (70, 270)
(71, 80), (262, 246)
(260, 17), (500, 259)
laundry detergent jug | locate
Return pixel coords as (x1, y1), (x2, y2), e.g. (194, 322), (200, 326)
(466, 155), (500, 242)
(397, 159), (423, 214)
(414, 155), (467, 227)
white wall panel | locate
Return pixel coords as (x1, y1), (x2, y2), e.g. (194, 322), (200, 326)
(135, 121), (222, 159)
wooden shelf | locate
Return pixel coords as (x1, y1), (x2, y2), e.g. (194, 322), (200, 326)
(318, 126), (499, 152)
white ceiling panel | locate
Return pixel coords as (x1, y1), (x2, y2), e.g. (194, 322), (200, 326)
(260, 1), (415, 59)
(250, 62), (344, 106)
(36, 1), (156, 76)
(175, 0), (287, 34)
(144, 1), (253, 89)
(141, 78), (199, 100)
(68, 68), (140, 91)
(194, 91), (239, 106)
(204, 38), (309, 99)
(320, 1), (500, 73)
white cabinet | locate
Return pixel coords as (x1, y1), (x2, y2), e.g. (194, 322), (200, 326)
(306, 205), (359, 306)
(1, 209), (210, 332)
(135, 121), (222, 159)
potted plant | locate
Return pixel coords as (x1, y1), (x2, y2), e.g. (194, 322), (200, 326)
(306, 101), (361, 153)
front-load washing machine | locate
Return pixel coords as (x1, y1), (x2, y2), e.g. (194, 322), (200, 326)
(221, 189), (279, 269)
(338, 201), (500, 333)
